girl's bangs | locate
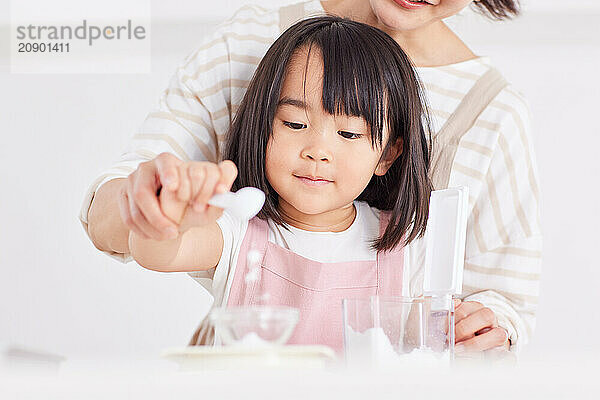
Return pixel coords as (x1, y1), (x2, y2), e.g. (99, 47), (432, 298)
(307, 28), (389, 147)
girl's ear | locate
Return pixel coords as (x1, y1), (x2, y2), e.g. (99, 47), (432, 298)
(374, 138), (403, 176)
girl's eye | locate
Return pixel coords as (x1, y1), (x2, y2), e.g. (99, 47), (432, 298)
(338, 131), (362, 140)
(283, 121), (307, 130)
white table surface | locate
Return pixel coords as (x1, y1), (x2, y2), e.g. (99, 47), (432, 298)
(1, 351), (599, 400)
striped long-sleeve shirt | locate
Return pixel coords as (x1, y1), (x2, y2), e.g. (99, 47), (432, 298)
(79, 0), (542, 350)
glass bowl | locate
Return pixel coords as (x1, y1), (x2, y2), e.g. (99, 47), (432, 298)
(209, 306), (300, 347)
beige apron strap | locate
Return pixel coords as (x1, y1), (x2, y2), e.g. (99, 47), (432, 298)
(279, 2), (307, 32)
(188, 317), (214, 346)
(429, 67), (508, 190)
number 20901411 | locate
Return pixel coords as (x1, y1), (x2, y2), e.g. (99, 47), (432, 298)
(18, 42), (70, 53)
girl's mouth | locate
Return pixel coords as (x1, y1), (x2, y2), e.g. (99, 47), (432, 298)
(294, 174), (333, 187)
(392, 0), (433, 10)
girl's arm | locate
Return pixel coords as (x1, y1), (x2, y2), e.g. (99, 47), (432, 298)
(128, 222), (223, 272)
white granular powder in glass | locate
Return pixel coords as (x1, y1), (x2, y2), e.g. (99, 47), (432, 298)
(345, 327), (450, 368)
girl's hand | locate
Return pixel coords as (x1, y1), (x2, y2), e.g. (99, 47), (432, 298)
(159, 160), (238, 233)
(454, 300), (510, 353)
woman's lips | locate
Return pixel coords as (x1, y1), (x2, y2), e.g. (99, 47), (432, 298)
(294, 175), (333, 187)
(392, 0), (429, 10)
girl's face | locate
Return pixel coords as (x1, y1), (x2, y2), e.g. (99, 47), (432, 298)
(265, 48), (400, 219)
(367, 0), (475, 32)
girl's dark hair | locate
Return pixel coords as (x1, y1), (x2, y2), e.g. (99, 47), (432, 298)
(473, 0), (520, 20)
(224, 16), (432, 251)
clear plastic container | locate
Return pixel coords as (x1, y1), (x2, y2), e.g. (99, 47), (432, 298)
(342, 295), (454, 368)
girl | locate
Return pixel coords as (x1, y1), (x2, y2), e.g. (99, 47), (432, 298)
(129, 16), (432, 351)
(86, 0), (538, 353)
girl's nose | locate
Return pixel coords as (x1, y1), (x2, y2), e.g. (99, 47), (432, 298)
(301, 146), (332, 162)
(301, 128), (334, 162)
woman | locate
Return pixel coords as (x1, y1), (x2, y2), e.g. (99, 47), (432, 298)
(82, 0), (541, 354)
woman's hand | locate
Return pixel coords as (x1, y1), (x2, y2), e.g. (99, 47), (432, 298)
(454, 300), (510, 353)
(118, 152), (184, 241)
(159, 160), (238, 233)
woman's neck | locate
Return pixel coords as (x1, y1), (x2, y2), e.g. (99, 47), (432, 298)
(278, 200), (357, 232)
(320, 0), (477, 67)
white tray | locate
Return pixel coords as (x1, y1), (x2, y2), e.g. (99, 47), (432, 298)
(161, 345), (338, 371)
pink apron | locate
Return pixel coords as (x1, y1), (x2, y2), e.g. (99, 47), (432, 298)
(225, 211), (404, 352)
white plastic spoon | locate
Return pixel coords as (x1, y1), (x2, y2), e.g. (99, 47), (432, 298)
(208, 187), (266, 220)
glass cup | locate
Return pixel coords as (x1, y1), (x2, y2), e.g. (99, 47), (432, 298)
(342, 295), (454, 368)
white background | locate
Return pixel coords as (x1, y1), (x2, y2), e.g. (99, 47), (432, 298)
(0, 0), (599, 366)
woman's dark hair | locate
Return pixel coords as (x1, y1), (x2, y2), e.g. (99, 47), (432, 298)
(473, 0), (520, 20)
(224, 16), (432, 251)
